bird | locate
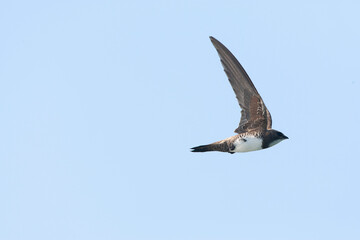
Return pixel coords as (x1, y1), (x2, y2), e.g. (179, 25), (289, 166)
(191, 37), (288, 154)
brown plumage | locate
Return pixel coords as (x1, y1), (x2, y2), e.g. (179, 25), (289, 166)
(209, 36), (272, 134)
(191, 135), (239, 154)
(191, 37), (288, 154)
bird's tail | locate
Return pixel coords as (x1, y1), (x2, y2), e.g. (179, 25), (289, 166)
(191, 141), (230, 153)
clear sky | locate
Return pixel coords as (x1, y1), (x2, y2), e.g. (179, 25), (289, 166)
(1, 1), (360, 239)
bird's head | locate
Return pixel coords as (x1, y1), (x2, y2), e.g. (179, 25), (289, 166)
(265, 130), (289, 148)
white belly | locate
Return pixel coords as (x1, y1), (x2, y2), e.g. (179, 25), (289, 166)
(232, 136), (263, 153)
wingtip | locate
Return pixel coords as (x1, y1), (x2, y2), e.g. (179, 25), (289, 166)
(209, 36), (223, 49)
(209, 36), (217, 42)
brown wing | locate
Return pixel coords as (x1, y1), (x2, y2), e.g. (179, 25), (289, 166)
(209, 36), (272, 133)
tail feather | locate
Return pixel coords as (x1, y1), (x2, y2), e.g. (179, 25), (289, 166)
(191, 141), (231, 153)
(191, 144), (215, 152)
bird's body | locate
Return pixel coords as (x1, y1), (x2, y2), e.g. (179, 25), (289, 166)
(231, 134), (263, 152)
(191, 37), (288, 154)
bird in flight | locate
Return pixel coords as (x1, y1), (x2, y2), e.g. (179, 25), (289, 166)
(191, 37), (288, 154)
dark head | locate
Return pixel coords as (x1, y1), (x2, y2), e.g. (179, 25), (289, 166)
(262, 130), (289, 149)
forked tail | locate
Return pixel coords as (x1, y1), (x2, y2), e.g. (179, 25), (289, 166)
(191, 141), (231, 153)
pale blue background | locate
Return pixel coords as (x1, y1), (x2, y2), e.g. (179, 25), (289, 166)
(1, 1), (360, 239)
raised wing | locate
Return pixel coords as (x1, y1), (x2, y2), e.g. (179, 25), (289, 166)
(209, 36), (272, 133)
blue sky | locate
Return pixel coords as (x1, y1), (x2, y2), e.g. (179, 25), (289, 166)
(1, 1), (360, 239)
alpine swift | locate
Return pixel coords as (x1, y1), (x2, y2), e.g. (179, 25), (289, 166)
(191, 37), (288, 154)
